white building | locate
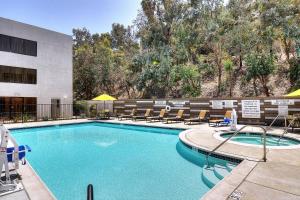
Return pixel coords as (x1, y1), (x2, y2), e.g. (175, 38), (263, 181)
(0, 17), (73, 121)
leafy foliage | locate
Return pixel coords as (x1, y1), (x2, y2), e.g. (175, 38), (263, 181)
(73, 0), (300, 100)
(289, 58), (300, 90)
(245, 53), (275, 96)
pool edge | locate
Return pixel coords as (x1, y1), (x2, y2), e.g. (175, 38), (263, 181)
(19, 161), (57, 200)
(214, 131), (300, 150)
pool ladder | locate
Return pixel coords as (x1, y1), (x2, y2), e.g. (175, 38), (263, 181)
(267, 114), (297, 143)
(205, 125), (267, 167)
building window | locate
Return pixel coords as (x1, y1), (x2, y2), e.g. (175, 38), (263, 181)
(0, 97), (37, 121)
(0, 65), (37, 84)
(0, 34), (37, 56)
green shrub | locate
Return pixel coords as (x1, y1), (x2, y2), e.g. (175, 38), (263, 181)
(289, 58), (300, 90)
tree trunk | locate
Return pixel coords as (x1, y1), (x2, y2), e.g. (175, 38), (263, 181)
(239, 53), (243, 70)
(260, 77), (270, 97)
(229, 73), (232, 97)
(253, 79), (258, 96)
(125, 84), (131, 98)
(282, 37), (291, 61)
(263, 84), (270, 97)
(215, 43), (222, 97)
(283, 37), (295, 87)
(217, 65), (222, 96)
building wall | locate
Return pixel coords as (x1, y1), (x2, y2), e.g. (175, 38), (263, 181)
(0, 17), (73, 105)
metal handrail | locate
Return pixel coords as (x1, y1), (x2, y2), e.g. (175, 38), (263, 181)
(206, 125), (267, 167)
(277, 116), (297, 142)
(266, 114), (290, 143)
(87, 184), (94, 200)
(267, 115), (281, 130)
(267, 114), (299, 143)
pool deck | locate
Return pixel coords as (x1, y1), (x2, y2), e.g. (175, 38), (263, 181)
(178, 127), (300, 200)
(3, 119), (300, 200)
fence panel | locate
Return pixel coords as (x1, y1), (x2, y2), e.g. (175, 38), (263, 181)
(114, 97), (300, 125)
(0, 104), (82, 124)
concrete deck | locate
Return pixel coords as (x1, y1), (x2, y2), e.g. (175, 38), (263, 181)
(179, 124), (300, 200)
(2, 119), (300, 200)
(18, 163), (56, 200)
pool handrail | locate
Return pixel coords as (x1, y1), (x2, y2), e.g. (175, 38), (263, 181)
(87, 184), (94, 200)
(267, 114), (296, 143)
(206, 125), (267, 167)
(277, 115), (298, 143)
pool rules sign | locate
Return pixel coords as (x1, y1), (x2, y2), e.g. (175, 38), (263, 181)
(242, 100), (261, 118)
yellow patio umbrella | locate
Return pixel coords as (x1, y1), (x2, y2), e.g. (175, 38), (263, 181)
(285, 89), (300, 97)
(92, 94), (117, 101)
(92, 94), (117, 110)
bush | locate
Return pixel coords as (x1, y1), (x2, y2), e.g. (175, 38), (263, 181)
(245, 53), (275, 96)
(289, 58), (300, 90)
(74, 101), (88, 116)
(89, 104), (97, 118)
(42, 116), (49, 121)
(23, 114), (29, 122)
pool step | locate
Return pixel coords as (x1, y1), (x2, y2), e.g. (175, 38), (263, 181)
(202, 165), (220, 188)
(267, 138), (288, 146)
(213, 164), (230, 179)
(266, 139), (279, 145)
(202, 164), (233, 188)
(226, 162), (236, 172)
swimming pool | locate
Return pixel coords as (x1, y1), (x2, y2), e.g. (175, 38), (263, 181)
(11, 122), (236, 200)
(221, 132), (300, 147)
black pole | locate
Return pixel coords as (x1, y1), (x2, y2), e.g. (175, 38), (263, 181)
(87, 184), (94, 200)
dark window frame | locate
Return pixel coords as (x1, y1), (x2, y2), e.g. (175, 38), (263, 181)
(0, 34), (37, 57)
(0, 65), (37, 84)
(0, 97), (37, 120)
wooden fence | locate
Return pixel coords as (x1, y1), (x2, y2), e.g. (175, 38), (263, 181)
(113, 97), (300, 125)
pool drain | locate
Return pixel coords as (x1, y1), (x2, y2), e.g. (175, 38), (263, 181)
(228, 190), (243, 200)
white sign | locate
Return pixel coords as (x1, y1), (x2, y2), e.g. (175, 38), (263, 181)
(278, 105), (288, 116)
(271, 99), (294, 106)
(224, 100), (234, 108)
(212, 100), (223, 109)
(155, 100), (167, 105)
(169, 100), (187, 107)
(242, 100), (261, 118)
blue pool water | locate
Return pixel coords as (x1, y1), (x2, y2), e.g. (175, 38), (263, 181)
(12, 122), (234, 200)
(222, 132), (300, 146)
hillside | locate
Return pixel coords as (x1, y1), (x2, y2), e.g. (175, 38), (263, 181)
(73, 0), (300, 100)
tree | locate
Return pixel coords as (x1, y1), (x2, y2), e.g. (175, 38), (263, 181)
(73, 27), (139, 99)
(170, 64), (201, 97)
(245, 53), (275, 96)
(289, 58), (300, 91)
(259, 0), (300, 86)
(223, 58), (234, 97)
(73, 43), (98, 100)
(72, 0), (298, 100)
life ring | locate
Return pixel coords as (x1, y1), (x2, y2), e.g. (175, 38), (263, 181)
(165, 105), (171, 112)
